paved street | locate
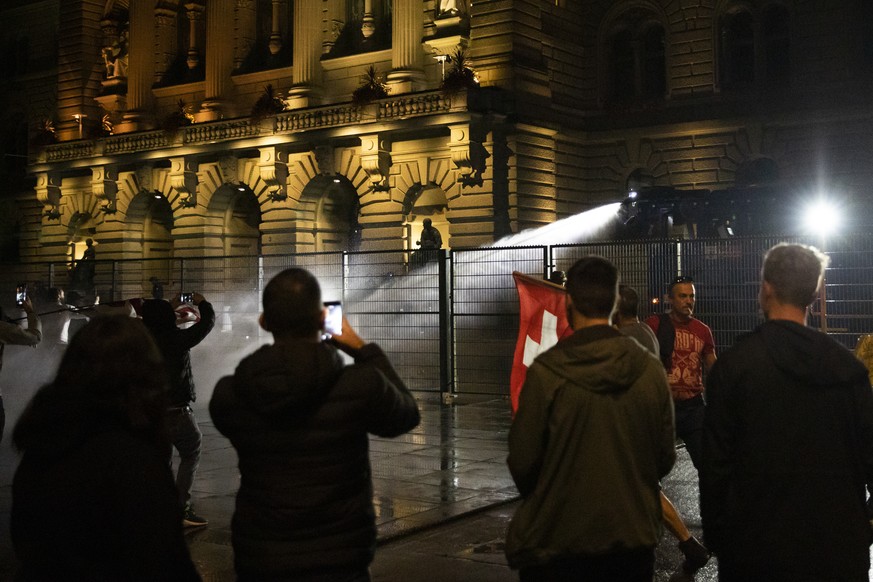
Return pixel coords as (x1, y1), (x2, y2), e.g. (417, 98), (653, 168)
(0, 338), (866, 581)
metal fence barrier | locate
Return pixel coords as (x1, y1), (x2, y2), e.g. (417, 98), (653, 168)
(3, 236), (872, 398)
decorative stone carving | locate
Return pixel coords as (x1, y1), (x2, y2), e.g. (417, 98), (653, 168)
(170, 157), (199, 208)
(92, 166), (119, 214)
(135, 165), (154, 193)
(218, 156), (239, 185)
(449, 124), (489, 187)
(314, 145), (336, 176)
(259, 147), (289, 201)
(360, 135), (391, 191)
(35, 172), (62, 220)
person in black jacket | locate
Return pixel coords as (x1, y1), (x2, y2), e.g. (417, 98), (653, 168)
(701, 243), (873, 582)
(210, 268), (420, 582)
(11, 315), (200, 581)
(142, 293), (215, 527)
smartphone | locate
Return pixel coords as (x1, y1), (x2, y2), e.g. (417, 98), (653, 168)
(181, 292), (194, 304)
(323, 301), (343, 338)
(15, 283), (27, 306)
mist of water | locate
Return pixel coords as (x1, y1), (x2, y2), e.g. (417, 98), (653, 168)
(490, 203), (622, 247)
(0, 202), (625, 475)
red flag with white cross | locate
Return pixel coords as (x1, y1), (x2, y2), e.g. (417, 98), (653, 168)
(510, 272), (574, 413)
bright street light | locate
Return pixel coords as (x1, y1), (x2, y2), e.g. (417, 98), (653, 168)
(801, 199), (842, 238)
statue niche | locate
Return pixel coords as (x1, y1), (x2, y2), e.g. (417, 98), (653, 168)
(100, 22), (129, 93)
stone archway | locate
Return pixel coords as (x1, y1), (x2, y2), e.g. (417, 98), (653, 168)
(301, 175), (361, 252)
(66, 212), (98, 263)
(127, 191), (174, 292)
(403, 182), (449, 250)
(210, 183), (262, 256)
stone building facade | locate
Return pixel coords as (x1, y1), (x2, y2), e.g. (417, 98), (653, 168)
(1, 0), (872, 267)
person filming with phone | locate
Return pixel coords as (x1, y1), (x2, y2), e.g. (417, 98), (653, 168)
(210, 268), (420, 582)
(142, 291), (215, 528)
(0, 289), (42, 444)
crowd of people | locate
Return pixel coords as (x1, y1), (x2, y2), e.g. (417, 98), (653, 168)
(1, 242), (872, 581)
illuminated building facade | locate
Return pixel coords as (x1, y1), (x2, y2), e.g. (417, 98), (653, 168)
(1, 0), (872, 266)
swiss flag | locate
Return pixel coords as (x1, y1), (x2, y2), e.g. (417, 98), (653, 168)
(510, 272), (574, 413)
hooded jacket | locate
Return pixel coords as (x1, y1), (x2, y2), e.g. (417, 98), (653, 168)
(142, 300), (214, 406)
(505, 326), (675, 569)
(701, 320), (873, 581)
(209, 340), (420, 580)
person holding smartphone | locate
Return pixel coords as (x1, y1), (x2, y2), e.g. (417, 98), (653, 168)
(0, 296), (42, 443)
(142, 292), (215, 528)
(210, 268), (420, 582)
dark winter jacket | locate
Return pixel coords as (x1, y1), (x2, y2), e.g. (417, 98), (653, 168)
(505, 326), (675, 569)
(12, 428), (200, 581)
(701, 320), (873, 581)
(143, 300), (215, 406)
(210, 339), (420, 580)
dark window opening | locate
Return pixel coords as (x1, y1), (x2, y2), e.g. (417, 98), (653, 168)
(607, 17), (666, 105)
(720, 10), (755, 89)
(762, 5), (790, 83)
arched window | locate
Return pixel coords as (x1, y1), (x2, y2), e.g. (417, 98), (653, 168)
(606, 12), (666, 104)
(762, 5), (790, 83)
(642, 25), (667, 98)
(719, 9), (755, 89)
(610, 29), (636, 100)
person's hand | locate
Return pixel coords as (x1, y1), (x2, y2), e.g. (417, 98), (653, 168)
(193, 292), (206, 305)
(328, 316), (366, 354)
(170, 294), (182, 309)
(21, 297), (34, 314)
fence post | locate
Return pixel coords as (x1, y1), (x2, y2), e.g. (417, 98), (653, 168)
(438, 249), (455, 403)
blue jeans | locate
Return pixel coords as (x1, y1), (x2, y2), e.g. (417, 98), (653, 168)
(165, 405), (202, 508)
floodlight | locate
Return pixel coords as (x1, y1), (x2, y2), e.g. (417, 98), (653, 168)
(802, 199), (841, 238)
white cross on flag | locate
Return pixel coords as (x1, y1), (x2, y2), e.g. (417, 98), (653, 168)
(510, 272), (574, 413)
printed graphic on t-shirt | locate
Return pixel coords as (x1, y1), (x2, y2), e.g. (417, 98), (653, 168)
(669, 327), (705, 397)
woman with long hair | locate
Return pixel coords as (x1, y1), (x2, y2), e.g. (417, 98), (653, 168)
(11, 315), (200, 581)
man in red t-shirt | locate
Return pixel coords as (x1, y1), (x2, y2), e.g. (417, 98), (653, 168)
(646, 276), (716, 470)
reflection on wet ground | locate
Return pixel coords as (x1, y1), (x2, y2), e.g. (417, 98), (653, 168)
(2, 381), (867, 581)
(180, 395), (518, 580)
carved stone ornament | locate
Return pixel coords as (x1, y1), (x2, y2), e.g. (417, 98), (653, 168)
(360, 135), (391, 191)
(449, 124), (489, 187)
(92, 166), (119, 214)
(314, 145), (336, 176)
(170, 157), (200, 208)
(35, 173), (62, 219)
(259, 147), (289, 201)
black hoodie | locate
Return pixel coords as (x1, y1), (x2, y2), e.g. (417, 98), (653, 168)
(701, 320), (873, 580)
(210, 340), (419, 580)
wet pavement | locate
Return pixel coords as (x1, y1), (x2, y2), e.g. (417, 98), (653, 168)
(0, 339), (865, 581)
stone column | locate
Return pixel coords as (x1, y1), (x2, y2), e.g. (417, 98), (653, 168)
(235, 0), (257, 70)
(154, 5), (178, 84)
(118, 0), (157, 132)
(287, 0), (324, 108)
(269, 0), (284, 55)
(200, 0), (236, 121)
(387, 0), (425, 93)
(184, 2), (206, 71)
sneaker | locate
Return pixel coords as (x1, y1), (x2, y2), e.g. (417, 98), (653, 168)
(678, 535), (710, 572)
(182, 504), (208, 528)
